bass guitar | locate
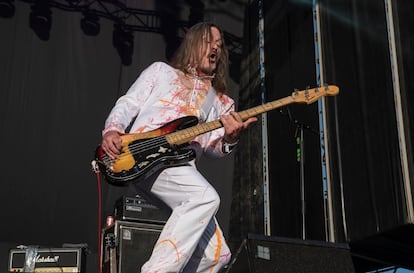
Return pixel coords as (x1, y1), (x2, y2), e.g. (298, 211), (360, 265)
(95, 85), (339, 186)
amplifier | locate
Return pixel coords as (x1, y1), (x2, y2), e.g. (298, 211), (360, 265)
(101, 220), (163, 273)
(8, 247), (85, 272)
(114, 196), (170, 224)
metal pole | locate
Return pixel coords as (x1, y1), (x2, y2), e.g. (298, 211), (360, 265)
(299, 125), (306, 240)
(312, 0), (335, 242)
(258, 0), (271, 236)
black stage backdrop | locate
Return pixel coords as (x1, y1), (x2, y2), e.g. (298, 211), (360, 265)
(231, 0), (325, 242)
(263, 0), (324, 241)
(319, 0), (414, 269)
(320, 0), (414, 241)
(0, 1), (246, 271)
(232, 2), (414, 270)
(0, 2), (165, 270)
(2, 0), (414, 272)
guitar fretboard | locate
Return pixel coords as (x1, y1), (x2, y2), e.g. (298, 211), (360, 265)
(166, 96), (295, 145)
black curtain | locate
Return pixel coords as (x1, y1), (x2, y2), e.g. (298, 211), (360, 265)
(263, 0), (324, 241)
(320, 0), (411, 242)
(393, 0), (414, 188)
(0, 1), (247, 271)
(0, 2), (166, 271)
(231, 0), (414, 245)
(231, 0), (326, 242)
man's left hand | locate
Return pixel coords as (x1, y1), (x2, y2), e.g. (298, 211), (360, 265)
(220, 111), (257, 143)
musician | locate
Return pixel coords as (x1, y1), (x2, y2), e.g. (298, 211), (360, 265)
(100, 22), (256, 273)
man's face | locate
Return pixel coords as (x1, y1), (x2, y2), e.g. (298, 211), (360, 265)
(197, 26), (223, 76)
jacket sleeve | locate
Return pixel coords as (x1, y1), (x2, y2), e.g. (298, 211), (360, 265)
(102, 62), (162, 135)
(193, 94), (236, 158)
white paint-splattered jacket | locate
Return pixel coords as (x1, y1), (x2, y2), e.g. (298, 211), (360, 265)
(103, 61), (235, 158)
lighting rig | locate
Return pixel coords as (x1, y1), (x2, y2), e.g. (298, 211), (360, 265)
(1, 0), (242, 66)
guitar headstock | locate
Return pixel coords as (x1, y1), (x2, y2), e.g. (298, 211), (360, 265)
(291, 85), (339, 104)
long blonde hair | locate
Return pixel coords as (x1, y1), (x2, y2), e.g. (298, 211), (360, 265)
(170, 22), (229, 94)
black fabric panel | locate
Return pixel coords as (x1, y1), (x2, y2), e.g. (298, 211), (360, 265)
(263, 0), (324, 240)
(0, 0), (163, 254)
(0, 2), (119, 250)
(393, 0), (414, 190)
(0, 3), (244, 272)
(320, 0), (407, 241)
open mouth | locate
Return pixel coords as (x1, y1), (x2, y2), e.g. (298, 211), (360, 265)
(209, 52), (217, 62)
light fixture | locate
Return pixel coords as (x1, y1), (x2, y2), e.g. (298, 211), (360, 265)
(112, 23), (134, 66)
(29, 0), (52, 41)
(0, 0), (14, 18)
(80, 11), (100, 36)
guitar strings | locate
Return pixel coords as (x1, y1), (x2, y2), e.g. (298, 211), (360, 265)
(105, 119), (216, 165)
(125, 135), (169, 155)
(102, 120), (219, 167)
(102, 135), (170, 166)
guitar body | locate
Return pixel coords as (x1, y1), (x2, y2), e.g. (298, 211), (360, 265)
(95, 116), (198, 186)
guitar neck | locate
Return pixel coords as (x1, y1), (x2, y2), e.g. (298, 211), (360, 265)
(239, 96), (294, 121)
(166, 96), (295, 145)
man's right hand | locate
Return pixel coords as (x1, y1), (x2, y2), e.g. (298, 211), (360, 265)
(101, 131), (123, 159)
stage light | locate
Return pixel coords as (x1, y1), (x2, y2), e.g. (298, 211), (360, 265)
(0, 0), (15, 18)
(29, 1), (52, 41)
(112, 23), (134, 66)
(80, 12), (100, 36)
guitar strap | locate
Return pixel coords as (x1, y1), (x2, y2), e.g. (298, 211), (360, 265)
(199, 87), (216, 123)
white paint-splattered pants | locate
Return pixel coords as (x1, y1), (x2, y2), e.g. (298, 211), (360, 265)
(141, 161), (232, 273)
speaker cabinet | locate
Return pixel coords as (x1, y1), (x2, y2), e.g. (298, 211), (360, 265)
(101, 220), (163, 273)
(227, 234), (355, 273)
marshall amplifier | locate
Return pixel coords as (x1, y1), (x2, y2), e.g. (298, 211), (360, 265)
(8, 247), (85, 272)
(114, 196), (170, 224)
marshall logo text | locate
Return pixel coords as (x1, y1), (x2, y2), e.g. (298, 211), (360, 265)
(36, 254), (60, 263)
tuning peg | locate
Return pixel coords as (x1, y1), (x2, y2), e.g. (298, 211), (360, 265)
(305, 86), (310, 98)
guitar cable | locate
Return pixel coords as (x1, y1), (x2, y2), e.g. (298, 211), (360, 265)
(91, 160), (103, 273)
